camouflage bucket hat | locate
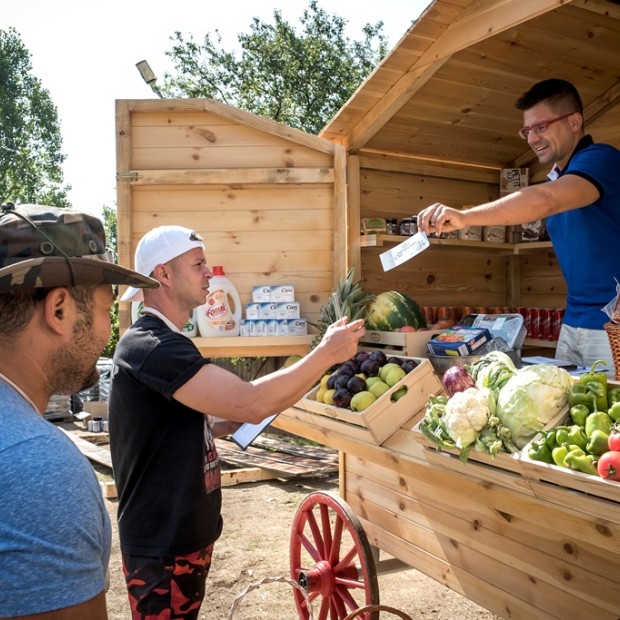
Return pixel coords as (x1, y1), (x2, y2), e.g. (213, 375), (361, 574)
(0, 203), (159, 293)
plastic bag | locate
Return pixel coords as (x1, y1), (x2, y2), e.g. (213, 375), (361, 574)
(601, 278), (620, 324)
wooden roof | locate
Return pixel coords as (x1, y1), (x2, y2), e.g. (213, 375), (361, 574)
(320, 0), (620, 175)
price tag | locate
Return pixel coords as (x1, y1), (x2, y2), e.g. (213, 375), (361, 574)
(380, 231), (430, 271)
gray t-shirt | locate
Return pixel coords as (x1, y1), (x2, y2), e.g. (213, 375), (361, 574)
(0, 380), (111, 615)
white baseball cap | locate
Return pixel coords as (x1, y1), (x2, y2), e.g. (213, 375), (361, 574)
(120, 225), (205, 302)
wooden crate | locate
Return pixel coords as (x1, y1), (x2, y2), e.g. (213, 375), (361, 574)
(412, 421), (522, 474)
(360, 330), (442, 357)
(298, 358), (443, 445)
(520, 442), (620, 504)
(411, 405), (569, 475)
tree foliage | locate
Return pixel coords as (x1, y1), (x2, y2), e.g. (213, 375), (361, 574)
(0, 27), (71, 207)
(160, 0), (388, 134)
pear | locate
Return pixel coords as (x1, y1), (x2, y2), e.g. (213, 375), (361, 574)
(385, 366), (406, 387)
(369, 380), (390, 399)
(350, 390), (377, 411)
(379, 362), (402, 382)
(391, 386), (408, 402)
(323, 389), (337, 406)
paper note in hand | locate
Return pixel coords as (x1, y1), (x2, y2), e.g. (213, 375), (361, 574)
(380, 231), (430, 271)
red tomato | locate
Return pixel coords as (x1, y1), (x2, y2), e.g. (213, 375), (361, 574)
(597, 450), (620, 481)
(609, 430), (620, 452)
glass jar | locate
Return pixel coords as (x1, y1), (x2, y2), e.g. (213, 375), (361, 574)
(386, 218), (398, 235)
(399, 218), (413, 236)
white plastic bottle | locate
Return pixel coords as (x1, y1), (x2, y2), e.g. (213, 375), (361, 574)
(197, 266), (242, 337)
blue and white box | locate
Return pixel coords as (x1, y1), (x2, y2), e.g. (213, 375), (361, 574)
(245, 303), (261, 320)
(275, 301), (301, 320)
(270, 285), (295, 302)
(259, 302), (277, 319)
(286, 319), (308, 336)
(252, 285), (272, 303)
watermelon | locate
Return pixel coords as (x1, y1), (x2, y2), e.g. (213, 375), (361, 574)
(365, 291), (426, 331)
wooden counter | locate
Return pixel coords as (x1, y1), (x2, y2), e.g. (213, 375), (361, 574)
(274, 404), (620, 620)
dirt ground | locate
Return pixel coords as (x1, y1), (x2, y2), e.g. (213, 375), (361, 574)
(102, 468), (501, 620)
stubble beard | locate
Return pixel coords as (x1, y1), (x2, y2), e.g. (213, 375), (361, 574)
(46, 315), (105, 395)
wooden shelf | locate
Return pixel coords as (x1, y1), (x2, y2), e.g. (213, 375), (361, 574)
(524, 338), (558, 349)
(361, 234), (553, 255)
(193, 335), (314, 358)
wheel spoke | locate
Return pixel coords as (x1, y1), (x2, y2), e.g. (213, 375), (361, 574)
(335, 583), (363, 611)
(333, 543), (359, 574)
(306, 507), (327, 558)
(328, 514), (344, 565)
(319, 502), (333, 558)
(334, 575), (366, 590)
(298, 530), (322, 563)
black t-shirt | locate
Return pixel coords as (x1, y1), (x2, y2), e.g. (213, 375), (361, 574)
(109, 315), (222, 556)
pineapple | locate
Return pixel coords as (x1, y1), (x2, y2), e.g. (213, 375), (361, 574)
(311, 267), (374, 348)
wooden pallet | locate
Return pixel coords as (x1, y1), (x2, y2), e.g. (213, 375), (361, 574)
(60, 426), (338, 497)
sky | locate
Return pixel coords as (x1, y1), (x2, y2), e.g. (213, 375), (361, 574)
(2, 0), (430, 219)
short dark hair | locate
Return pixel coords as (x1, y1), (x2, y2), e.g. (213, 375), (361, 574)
(0, 286), (96, 340)
(515, 79), (583, 115)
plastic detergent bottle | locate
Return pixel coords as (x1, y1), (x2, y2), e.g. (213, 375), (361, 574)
(197, 266), (242, 337)
(131, 301), (198, 337)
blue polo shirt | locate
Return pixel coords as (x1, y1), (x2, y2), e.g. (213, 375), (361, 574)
(545, 135), (620, 329)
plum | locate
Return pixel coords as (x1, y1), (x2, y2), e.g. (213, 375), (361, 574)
(337, 361), (357, 376)
(346, 375), (367, 395)
(334, 374), (353, 390)
(326, 374), (339, 390)
(401, 359), (419, 374)
(369, 350), (387, 366)
(360, 358), (380, 377)
(332, 388), (352, 408)
(387, 356), (403, 366)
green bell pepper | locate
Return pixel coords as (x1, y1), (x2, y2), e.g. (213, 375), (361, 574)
(570, 404), (591, 428)
(528, 439), (554, 464)
(568, 384), (596, 412)
(563, 447), (598, 475)
(607, 386), (620, 406)
(552, 444), (571, 467)
(585, 380), (608, 413)
(566, 425), (588, 451)
(608, 401), (620, 423)
(586, 429), (610, 456)
(544, 428), (559, 451)
(579, 359), (609, 411)
(585, 411), (613, 437)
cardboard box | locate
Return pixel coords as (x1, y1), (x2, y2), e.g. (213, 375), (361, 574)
(360, 330), (442, 357)
(426, 327), (491, 356)
(298, 358), (443, 445)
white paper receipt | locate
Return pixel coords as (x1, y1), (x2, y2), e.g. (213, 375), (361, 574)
(380, 231), (430, 271)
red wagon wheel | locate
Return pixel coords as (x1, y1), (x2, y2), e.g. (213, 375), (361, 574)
(290, 491), (380, 620)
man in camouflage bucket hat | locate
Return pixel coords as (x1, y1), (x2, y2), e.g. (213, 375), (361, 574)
(0, 203), (157, 618)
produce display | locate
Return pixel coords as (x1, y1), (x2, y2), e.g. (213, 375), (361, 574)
(419, 351), (573, 462)
(313, 350), (419, 411)
(527, 360), (620, 481)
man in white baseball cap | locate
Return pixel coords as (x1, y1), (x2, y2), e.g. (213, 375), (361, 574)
(110, 224), (366, 619)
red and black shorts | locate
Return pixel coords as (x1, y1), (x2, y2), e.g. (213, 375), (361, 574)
(122, 544), (214, 619)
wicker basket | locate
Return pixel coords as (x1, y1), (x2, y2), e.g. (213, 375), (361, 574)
(604, 322), (620, 380)
(343, 605), (414, 620)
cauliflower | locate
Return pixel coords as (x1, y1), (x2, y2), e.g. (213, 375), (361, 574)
(443, 387), (492, 449)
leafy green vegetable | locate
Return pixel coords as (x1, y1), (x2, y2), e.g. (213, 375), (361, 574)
(495, 364), (573, 449)
(468, 351), (517, 398)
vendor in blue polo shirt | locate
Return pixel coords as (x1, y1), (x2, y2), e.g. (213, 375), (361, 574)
(418, 78), (620, 370)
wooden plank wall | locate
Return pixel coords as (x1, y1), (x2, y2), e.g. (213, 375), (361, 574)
(356, 155), (566, 310)
(116, 102), (338, 330)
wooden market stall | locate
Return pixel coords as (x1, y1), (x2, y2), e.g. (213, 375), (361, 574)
(115, 0), (620, 618)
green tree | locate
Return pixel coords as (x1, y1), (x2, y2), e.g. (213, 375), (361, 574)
(0, 27), (70, 207)
(161, 0), (388, 134)
(101, 205), (120, 357)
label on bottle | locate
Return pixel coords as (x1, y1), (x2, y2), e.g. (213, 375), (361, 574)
(205, 288), (238, 332)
